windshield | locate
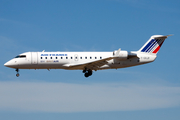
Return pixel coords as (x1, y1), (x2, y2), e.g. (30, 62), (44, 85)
(15, 55), (26, 58)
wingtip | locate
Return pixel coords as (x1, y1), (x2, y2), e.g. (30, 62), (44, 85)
(166, 34), (173, 37)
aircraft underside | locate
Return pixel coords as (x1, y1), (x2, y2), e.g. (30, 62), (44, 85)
(12, 59), (148, 78)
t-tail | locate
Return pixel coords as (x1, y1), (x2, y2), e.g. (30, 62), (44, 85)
(138, 35), (172, 54)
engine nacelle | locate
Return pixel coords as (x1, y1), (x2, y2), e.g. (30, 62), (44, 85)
(113, 50), (128, 60)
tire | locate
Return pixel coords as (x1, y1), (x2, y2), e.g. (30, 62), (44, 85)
(16, 73), (20, 77)
(84, 73), (89, 77)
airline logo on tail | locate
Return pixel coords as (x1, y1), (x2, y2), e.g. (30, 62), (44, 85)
(141, 38), (165, 53)
(139, 35), (171, 54)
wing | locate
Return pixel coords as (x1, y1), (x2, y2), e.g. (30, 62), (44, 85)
(63, 57), (114, 70)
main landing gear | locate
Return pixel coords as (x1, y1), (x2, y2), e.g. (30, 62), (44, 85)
(15, 68), (20, 77)
(83, 68), (93, 78)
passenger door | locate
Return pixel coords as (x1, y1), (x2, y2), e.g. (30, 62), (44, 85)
(31, 52), (38, 64)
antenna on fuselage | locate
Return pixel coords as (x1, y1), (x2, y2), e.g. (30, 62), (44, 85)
(42, 50), (45, 52)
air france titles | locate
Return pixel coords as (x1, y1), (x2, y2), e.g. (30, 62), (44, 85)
(41, 54), (67, 56)
(41, 54), (67, 63)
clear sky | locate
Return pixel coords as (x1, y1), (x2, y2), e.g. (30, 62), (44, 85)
(0, 0), (180, 120)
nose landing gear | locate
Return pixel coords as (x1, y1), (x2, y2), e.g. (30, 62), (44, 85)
(15, 68), (20, 77)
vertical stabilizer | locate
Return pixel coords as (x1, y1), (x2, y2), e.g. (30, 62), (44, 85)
(139, 35), (171, 54)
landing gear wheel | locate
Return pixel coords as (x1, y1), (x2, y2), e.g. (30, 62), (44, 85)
(82, 67), (87, 73)
(16, 73), (20, 77)
(83, 69), (86, 73)
(84, 73), (89, 77)
(15, 68), (19, 77)
(83, 69), (93, 78)
(88, 70), (92, 76)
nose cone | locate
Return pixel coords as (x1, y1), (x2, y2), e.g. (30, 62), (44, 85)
(4, 62), (8, 67)
(4, 61), (12, 67)
(4, 60), (17, 68)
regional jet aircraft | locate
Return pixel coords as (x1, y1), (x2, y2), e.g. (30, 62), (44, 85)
(4, 35), (171, 77)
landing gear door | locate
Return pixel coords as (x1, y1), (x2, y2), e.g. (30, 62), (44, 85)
(31, 52), (38, 64)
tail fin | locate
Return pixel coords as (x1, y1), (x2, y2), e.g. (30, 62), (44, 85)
(139, 35), (172, 54)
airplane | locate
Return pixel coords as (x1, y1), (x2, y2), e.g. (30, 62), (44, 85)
(4, 35), (171, 77)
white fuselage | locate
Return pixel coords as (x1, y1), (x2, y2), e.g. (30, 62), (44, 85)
(4, 35), (170, 77)
(4, 51), (156, 70)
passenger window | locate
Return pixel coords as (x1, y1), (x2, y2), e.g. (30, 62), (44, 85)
(41, 57), (43, 59)
(71, 57), (73, 59)
(56, 57), (58, 59)
(80, 57), (82, 59)
(61, 57), (63, 59)
(66, 57), (68, 59)
(90, 57), (92, 59)
(85, 57), (87, 59)
(51, 57), (52, 59)
(100, 57), (102, 59)
(95, 57), (97, 59)
(45, 57), (47, 59)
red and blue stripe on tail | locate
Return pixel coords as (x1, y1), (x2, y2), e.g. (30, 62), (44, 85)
(139, 35), (171, 54)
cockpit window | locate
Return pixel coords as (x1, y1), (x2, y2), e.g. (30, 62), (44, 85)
(15, 55), (26, 58)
